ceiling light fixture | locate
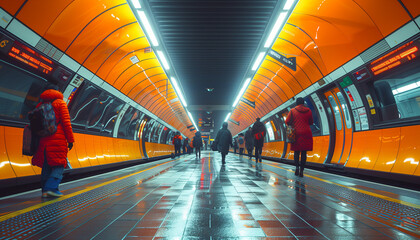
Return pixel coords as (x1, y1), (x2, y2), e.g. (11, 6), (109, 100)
(283, 0), (296, 10)
(130, 0), (141, 9)
(232, 78), (251, 107)
(264, 12), (287, 48)
(157, 51), (170, 70)
(171, 77), (187, 107)
(224, 112), (232, 122)
(138, 11), (159, 46)
(252, 52), (266, 70)
(188, 111), (198, 130)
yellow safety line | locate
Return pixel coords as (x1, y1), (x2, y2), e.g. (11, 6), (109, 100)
(261, 161), (420, 209)
(0, 159), (178, 223)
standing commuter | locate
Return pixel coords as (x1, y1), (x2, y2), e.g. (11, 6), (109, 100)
(233, 138), (238, 154)
(215, 122), (232, 165)
(183, 137), (189, 154)
(285, 97), (313, 177)
(193, 131), (203, 159)
(245, 127), (254, 161)
(252, 118), (266, 170)
(238, 133), (245, 157)
(172, 131), (182, 157)
(31, 83), (74, 198)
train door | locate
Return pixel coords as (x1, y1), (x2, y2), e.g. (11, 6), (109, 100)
(324, 87), (353, 165)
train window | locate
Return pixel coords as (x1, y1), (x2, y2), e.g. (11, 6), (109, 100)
(69, 82), (102, 129)
(100, 98), (124, 135)
(304, 96), (322, 136)
(265, 121), (275, 141)
(336, 92), (352, 129)
(328, 95), (343, 131)
(118, 107), (139, 139)
(371, 60), (420, 123)
(0, 60), (46, 122)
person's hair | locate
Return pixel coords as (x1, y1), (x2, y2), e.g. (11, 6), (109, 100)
(296, 97), (305, 105)
(176, 131), (180, 135)
(222, 122), (228, 128)
(44, 83), (59, 91)
(256, 118), (260, 122)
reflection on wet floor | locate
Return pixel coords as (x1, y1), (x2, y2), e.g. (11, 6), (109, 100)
(0, 151), (419, 239)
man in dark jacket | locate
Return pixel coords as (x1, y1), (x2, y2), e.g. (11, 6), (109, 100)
(172, 131), (182, 157)
(244, 127), (254, 161)
(193, 131), (203, 159)
(215, 122), (232, 165)
(183, 137), (189, 154)
(252, 118), (266, 170)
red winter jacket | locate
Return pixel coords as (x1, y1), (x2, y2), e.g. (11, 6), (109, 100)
(285, 104), (313, 151)
(32, 90), (75, 168)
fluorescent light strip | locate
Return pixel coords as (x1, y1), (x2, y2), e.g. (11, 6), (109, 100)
(283, 0), (295, 10)
(157, 51), (170, 70)
(188, 111), (198, 130)
(171, 77), (187, 107)
(225, 112), (231, 122)
(252, 52), (266, 70)
(264, 12), (287, 48)
(131, 0), (141, 8)
(138, 11), (159, 46)
(232, 78), (251, 107)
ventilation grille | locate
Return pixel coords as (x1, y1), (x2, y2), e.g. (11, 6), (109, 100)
(360, 39), (390, 63)
(35, 38), (64, 62)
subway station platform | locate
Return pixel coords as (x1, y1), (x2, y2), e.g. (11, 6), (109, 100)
(0, 152), (419, 240)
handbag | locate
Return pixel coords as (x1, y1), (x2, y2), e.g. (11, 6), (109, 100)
(286, 110), (296, 143)
(22, 125), (39, 156)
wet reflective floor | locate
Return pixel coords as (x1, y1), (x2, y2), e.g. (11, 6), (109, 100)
(0, 151), (419, 239)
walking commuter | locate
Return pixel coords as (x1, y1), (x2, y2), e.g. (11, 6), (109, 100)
(252, 118), (266, 170)
(193, 131), (203, 159)
(215, 122), (233, 165)
(31, 83), (74, 198)
(285, 97), (313, 177)
(233, 138), (238, 154)
(245, 127), (254, 161)
(238, 133), (245, 157)
(172, 131), (182, 157)
(183, 137), (189, 154)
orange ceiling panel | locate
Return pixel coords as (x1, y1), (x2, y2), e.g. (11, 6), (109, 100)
(65, 4), (135, 64)
(15, 0), (73, 36)
(119, 67), (164, 94)
(401, 0), (420, 17)
(246, 79), (279, 111)
(95, 38), (149, 79)
(0, 0), (25, 16)
(42, 0), (127, 51)
(242, 90), (268, 118)
(254, 73), (292, 101)
(83, 23), (145, 72)
(135, 80), (168, 106)
(354, 0), (411, 36)
(257, 66), (302, 101)
(128, 74), (167, 100)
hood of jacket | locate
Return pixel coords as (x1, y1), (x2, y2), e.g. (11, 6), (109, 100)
(295, 104), (310, 113)
(40, 89), (63, 102)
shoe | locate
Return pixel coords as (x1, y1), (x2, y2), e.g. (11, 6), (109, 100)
(42, 192), (48, 198)
(295, 168), (299, 176)
(299, 171), (303, 177)
(46, 190), (63, 197)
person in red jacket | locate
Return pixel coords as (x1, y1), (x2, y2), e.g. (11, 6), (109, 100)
(172, 131), (182, 157)
(285, 97), (313, 177)
(31, 83), (75, 197)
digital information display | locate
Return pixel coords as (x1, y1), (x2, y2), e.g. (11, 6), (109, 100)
(8, 41), (55, 75)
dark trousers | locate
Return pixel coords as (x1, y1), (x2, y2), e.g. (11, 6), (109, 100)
(239, 148), (244, 155)
(254, 146), (263, 163)
(247, 148), (253, 159)
(221, 153), (227, 164)
(195, 147), (201, 159)
(175, 147), (181, 156)
(294, 151), (307, 175)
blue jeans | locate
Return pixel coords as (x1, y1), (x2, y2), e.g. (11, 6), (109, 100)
(41, 152), (64, 192)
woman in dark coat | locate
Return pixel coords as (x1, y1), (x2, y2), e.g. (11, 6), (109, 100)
(215, 122), (232, 165)
(285, 97), (313, 177)
(32, 84), (75, 197)
(244, 127), (254, 160)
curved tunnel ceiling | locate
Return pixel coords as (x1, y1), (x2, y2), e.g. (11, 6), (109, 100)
(1, 0), (420, 138)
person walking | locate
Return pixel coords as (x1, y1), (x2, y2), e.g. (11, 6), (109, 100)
(245, 127), (254, 162)
(183, 137), (189, 154)
(215, 122), (232, 165)
(172, 131), (182, 157)
(31, 83), (74, 198)
(193, 131), (203, 159)
(233, 138), (238, 154)
(252, 118), (266, 170)
(285, 97), (313, 177)
(237, 133), (245, 157)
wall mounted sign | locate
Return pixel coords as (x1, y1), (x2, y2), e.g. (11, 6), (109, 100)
(267, 49), (296, 71)
(241, 97), (255, 108)
(229, 118), (240, 126)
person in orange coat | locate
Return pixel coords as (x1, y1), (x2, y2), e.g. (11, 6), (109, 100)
(285, 97), (313, 177)
(31, 83), (74, 197)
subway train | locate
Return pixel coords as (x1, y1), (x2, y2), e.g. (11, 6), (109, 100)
(0, 0), (419, 191)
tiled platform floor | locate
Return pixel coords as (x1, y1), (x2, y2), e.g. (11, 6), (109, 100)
(0, 151), (419, 239)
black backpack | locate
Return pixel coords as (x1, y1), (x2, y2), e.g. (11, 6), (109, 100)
(174, 137), (181, 147)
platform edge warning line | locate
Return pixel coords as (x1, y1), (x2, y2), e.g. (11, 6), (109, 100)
(0, 159), (177, 223)
(262, 161), (420, 209)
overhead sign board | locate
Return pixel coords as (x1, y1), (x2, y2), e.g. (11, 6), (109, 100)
(241, 97), (255, 108)
(229, 118), (240, 126)
(268, 49), (296, 71)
